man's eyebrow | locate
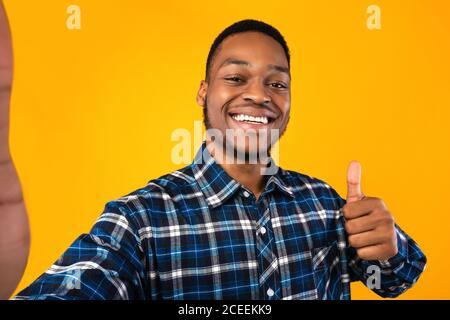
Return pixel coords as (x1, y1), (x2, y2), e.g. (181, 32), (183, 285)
(218, 58), (250, 69)
(268, 64), (290, 77)
(218, 58), (290, 77)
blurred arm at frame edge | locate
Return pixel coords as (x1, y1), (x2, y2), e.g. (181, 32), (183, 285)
(0, 1), (31, 300)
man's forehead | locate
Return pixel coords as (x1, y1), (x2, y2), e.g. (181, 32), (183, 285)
(218, 57), (290, 77)
(212, 32), (289, 73)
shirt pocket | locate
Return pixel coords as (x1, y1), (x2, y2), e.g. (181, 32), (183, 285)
(311, 241), (343, 299)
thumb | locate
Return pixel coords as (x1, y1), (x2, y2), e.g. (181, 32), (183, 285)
(346, 160), (364, 203)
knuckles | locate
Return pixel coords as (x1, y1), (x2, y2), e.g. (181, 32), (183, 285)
(343, 196), (397, 260)
(375, 198), (388, 212)
(374, 209), (395, 226)
(365, 196), (387, 210)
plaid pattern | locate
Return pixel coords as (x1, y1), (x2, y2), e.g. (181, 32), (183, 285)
(14, 142), (426, 300)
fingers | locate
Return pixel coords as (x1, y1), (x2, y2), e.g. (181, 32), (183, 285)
(346, 160), (364, 203)
(344, 213), (379, 234)
(342, 197), (386, 220)
(344, 201), (397, 261)
(354, 243), (398, 261)
(347, 227), (392, 248)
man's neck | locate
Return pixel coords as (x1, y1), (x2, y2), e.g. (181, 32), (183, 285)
(206, 141), (266, 199)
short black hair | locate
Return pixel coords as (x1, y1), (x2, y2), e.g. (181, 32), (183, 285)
(205, 19), (290, 82)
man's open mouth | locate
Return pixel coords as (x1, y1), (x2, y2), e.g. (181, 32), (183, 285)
(229, 113), (276, 125)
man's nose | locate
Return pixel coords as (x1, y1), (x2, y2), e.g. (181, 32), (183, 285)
(242, 81), (271, 105)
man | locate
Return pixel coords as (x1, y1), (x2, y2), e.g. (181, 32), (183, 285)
(0, 2), (425, 299)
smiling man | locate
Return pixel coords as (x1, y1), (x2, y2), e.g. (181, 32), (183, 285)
(0, 9), (426, 300)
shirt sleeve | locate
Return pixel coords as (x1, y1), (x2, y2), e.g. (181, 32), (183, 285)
(346, 224), (427, 298)
(13, 200), (148, 300)
(329, 187), (427, 298)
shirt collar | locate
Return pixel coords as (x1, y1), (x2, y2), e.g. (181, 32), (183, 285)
(191, 142), (294, 209)
(265, 172), (295, 198)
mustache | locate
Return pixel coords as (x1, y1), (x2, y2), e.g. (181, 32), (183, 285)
(228, 101), (275, 111)
(226, 101), (280, 121)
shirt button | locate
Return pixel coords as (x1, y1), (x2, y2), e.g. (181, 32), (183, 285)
(243, 190), (250, 198)
(260, 227), (266, 235)
(267, 288), (274, 297)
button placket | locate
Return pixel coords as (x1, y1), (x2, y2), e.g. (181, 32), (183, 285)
(253, 197), (280, 300)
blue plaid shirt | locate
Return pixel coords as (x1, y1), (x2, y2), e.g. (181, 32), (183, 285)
(14, 142), (426, 300)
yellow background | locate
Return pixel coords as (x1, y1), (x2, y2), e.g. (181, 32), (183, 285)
(4, 0), (449, 299)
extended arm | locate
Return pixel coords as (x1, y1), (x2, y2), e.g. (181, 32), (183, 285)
(0, 1), (30, 300)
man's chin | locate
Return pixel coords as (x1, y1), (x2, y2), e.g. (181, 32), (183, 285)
(231, 145), (272, 164)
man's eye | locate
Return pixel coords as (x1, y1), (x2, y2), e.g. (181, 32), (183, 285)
(224, 76), (243, 82)
(270, 82), (287, 89)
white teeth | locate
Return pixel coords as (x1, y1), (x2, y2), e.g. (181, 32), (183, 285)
(232, 114), (269, 124)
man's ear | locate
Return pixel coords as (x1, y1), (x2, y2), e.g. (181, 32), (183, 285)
(196, 80), (208, 107)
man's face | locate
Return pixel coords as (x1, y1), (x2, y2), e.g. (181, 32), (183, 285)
(197, 31), (291, 158)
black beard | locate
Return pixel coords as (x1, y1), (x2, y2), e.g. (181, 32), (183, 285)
(202, 95), (290, 162)
(202, 95), (212, 130)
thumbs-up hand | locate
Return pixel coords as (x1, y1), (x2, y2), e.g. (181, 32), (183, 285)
(343, 161), (398, 261)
